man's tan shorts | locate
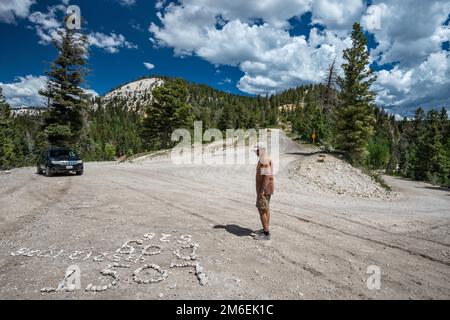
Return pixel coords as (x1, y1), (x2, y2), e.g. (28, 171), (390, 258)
(256, 194), (271, 211)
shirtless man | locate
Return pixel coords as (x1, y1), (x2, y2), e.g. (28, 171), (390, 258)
(253, 143), (275, 241)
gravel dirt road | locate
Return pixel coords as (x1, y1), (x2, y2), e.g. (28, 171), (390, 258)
(1, 131), (449, 299)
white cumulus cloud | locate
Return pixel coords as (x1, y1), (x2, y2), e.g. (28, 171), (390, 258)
(27, 4), (137, 53)
(363, 0), (450, 114)
(0, 75), (99, 108)
(0, 0), (35, 24)
(88, 32), (138, 53)
(374, 51), (450, 116)
(311, 0), (365, 33)
(362, 0), (450, 67)
(149, 1), (356, 95)
(0, 75), (47, 108)
(143, 62), (155, 70)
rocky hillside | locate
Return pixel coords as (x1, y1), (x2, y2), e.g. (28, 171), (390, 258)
(101, 77), (164, 112)
(289, 153), (395, 199)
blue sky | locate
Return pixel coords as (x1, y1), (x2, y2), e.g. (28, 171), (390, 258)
(0, 0), (449, 117)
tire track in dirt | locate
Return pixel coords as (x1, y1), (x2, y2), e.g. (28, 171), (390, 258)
(104, 175), (217, 225)
(275, 197), (450, 249)
(0, 174), (39, 200)
(268, 248), (368, 299)
(333, 214), (450, 247)
(266, 216), (449, 298)
(0, 175), (74, 237)
(117, 167), (212, 196)
(278, 210), (450, 267)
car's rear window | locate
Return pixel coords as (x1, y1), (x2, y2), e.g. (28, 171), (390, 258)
(50, 150), (76, 158)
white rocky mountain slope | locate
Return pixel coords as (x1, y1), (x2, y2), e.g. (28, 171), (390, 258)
(101, 78), (164, 111)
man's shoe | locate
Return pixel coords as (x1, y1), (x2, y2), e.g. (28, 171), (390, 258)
(253, 233), (271, 241)
(252, 229), (264, 235)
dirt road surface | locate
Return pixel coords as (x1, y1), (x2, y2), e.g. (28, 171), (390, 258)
(1, 132), (449, 299)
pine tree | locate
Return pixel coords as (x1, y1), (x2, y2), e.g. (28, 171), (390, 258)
(394, 107), (450, 186)
(0, 88), (11, 120)
(443, 108), (450, 186)
(384, 113), (401, 174)
(141, 79), (194, 149)
(367, 109), (392, 170)
(423, 110), (449, 184)
(407, 108), (427, 180)
(39, 23), (89, 150)
(0, 88), (17, 169)
(335, 23), (376, 164)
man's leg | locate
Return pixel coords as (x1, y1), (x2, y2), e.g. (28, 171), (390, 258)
(258, 208), (270, 232)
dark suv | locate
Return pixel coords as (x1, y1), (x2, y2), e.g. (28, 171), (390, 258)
(37, 147), (84, 176)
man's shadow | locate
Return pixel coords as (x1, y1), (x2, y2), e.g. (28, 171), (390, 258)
(213, 224), (254, 237)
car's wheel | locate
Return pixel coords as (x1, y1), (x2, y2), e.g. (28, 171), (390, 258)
(76, 170), (83, 176)
(37, 164), (43, 174)
(45, 166), (53, 177)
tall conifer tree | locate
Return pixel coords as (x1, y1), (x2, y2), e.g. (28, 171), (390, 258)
(40, 21), (89, 149)
(141, 79), (194, 149)
(0, 88), (24, 169)
(335, 23), (376, 164)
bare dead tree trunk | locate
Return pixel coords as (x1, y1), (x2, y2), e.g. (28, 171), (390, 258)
(323, 57), (338, 115)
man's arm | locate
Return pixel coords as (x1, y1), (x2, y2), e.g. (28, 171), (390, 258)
(261, 160), (273, 195)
